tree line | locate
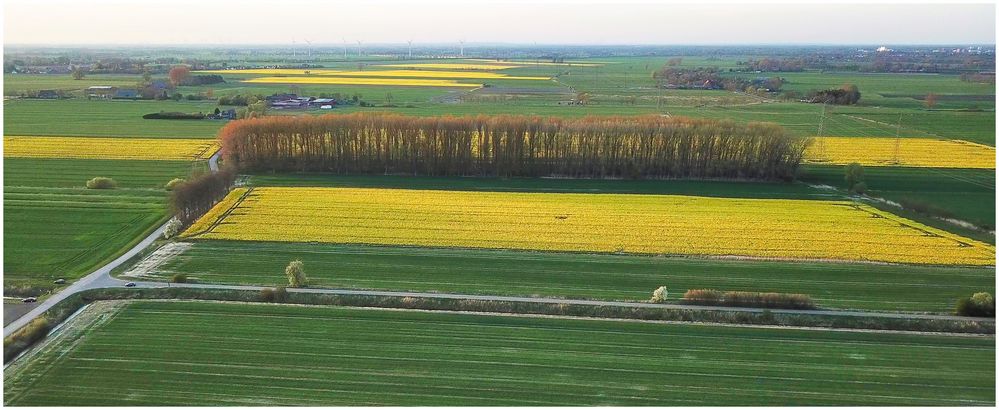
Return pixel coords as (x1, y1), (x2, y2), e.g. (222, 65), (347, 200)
(220, 113), (809, 180)
(169, 168), (237, 225)
(652, 67), (785, 93)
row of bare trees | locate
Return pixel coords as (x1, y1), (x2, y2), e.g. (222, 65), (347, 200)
(169, 167), (237, 225)
(220, 113), (809, 180)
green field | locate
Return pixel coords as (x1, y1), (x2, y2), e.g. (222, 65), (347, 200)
(3, 99), (223, 138)
(143, 240), (994, 312)
(3, 159), (200, 293)
(4, 187), (166, 290)
(248, 173), (834, 199)
(800, 165), (996, 230)
(4, 300), (994, 406)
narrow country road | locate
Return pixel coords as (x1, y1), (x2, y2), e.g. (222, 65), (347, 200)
(3, 149), (994, 339)
(3, 151), (221, 338)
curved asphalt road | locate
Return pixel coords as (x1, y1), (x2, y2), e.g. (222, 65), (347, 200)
(4, 150), (994, 338)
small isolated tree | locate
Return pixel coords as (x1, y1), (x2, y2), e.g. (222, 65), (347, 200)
(168, 65), (191, 86)
(844, 162), (865, 193)
(924, 93), (938, 109)
(71, 67), (86, 80)
(956, 292), (995, 317)
(285, 260), (307, 287)
(162, 218), (183, 239)
(650, 286), (669, 303)
(171, 273), (188, 283)
(85, 177), (116, 189)
(165, 178), (185, 191)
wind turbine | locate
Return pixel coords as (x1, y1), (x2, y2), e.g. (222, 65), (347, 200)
(292, 39), (296, 57)
(303, 39), (313, 59)
(407, 39), (413, 59)
(459, 39), (465, 57)
(342, 38), (348, 59)
(356, 40), (363, 57)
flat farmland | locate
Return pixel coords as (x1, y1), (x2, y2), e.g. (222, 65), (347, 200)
(805, 137), (995, 169)
(2, 99), (223, 138)
(4, 158), (204, 188)
(132, 241), (995, 312)
(3, 158), (200, 293)
(185, 187), (995, 266)
(800, 165), (996, 231)
(4, 136), (220, 161)
(4, 187), (166, 289)
(4, 300), (994, 406)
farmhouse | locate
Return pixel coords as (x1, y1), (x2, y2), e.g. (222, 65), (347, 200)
(86, 86), (117, 99)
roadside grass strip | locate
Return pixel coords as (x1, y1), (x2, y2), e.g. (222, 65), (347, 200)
(3, 300), (994, 406)
(3, 136), (220, 161)
(242, 77), (482, 88)
(143, 241), (995, 312)
(805, 137), (996, 169)
(183, 187), (995, 266)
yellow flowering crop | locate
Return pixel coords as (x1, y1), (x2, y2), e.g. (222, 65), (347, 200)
(181, 188), (249, 237)
(185, 187), (995, 266)
(380, 63), (523, 70)
(805, 137), (995, 169)
(198, 68), (548, 80)
(468, 58), (605, 67)
(3, 136), (219, 161)
(242, 76), (482, 88)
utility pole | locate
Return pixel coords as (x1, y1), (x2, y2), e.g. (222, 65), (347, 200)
(816, 104), (828, 160)
(894, 113), (902, 165)
(816, 103), (827, 136)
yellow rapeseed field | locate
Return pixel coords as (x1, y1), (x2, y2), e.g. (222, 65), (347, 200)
(804, 137), (996, 169)
(185, 187), (995, 266)
(242, 76), (482, 88)
(198, 68), (548, 80)
(181, 187), (249, 236)
(381, 63), (523, 70)
(468, 58), (605, 67)
(3, 136), (220, 161)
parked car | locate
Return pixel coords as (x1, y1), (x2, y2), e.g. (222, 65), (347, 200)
(53, 278), (66, 284)
(125, 282), (136, 287)
(21, 297), (37, 303)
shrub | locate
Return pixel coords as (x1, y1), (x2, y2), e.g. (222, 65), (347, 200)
(285, 260), (307, 287)
(170, 273), (188, 283)
(259, 288), (275, 302)
(4, 317), (50, 362)
(844, 162), (865, 191)
(275, 287), (289, 301)
(650, 286), (669, 303)
(85, 177), (116, 189)
(683, 289), (815, 309)
(165, 178), (185, 191)
(162, 218), (183, 239)
(850, 181), (867, 195)
(683, 289), (724, 304)
(957, 292), (995, 317)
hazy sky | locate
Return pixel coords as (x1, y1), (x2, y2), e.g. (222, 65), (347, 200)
(3, 1), (996, 45)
